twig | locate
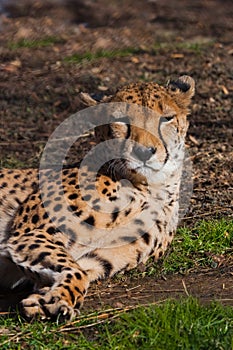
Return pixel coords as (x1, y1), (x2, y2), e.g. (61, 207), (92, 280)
(182, 280), (189, 296)
(57, 299), (168, 332)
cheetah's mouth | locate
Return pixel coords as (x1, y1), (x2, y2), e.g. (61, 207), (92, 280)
(130, 162), (163, 176)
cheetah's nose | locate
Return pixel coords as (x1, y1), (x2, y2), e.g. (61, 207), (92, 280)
(133, 145), (156, 162)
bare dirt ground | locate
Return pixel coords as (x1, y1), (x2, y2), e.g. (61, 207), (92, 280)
(0, 0), (232, 310)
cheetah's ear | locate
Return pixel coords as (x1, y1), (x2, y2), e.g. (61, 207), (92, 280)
(167, 75), (195, 107)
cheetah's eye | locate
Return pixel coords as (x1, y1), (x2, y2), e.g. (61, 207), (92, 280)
(160, 115), (176, 123)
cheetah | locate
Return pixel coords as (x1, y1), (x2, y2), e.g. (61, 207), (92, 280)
(0, 75), (195, 321)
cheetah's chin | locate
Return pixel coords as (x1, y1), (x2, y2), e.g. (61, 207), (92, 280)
(133, 165), (160, 179)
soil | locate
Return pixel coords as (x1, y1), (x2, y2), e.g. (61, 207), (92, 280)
(0, 0), (232, 310)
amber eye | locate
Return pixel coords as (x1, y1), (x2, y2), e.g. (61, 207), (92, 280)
(161, 115), (176, 123)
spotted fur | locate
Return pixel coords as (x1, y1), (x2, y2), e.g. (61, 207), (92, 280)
(0, 76), (195, 320)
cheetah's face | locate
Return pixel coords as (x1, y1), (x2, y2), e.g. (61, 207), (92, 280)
(94, 75), (195, 181)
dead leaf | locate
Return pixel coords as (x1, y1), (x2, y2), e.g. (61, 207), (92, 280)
(171, 53), (184, 58)
(189, 135), (200, 146)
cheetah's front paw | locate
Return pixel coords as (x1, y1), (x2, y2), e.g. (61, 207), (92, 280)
(21, 289), (81, 321)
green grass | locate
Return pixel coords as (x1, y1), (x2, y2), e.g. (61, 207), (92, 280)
(0, 298), (232, 349)
(63, 40), (213, 65)
(0, 156), (28, 169)
(63, 47), (141, 64)
(0, 219), (232, 348)
(162, 219), (233, 274)
(152, 41), (214, 54)
(8, 36), (65, 50)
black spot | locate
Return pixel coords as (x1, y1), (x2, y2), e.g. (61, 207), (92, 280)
(121, 236), (137, 243)
(159, 251), (163, 258)
(126, 95), (133, 100)
(31, 252), (51, 266)
(104, 180), (110, 186)
(47, 226), (56, 234)
(109, 196), (117, 201)
(75, 272), (82, 280)
(68, 172), (77, 179)
(81, 215), (95, 227)
(155, 220), (163, 232)
(35, 239), (45, 244)
(153, 238), (158, 248)
(68, 193), (78, 200)
(111, 208), (119, 222)
(125, 208), (131, 216)
(23, 215), (28, 223)
(102, 188), (108, 195)
(18, 206), (24, 216)
(74, 210), (83, 217)
(53, 204), (62, 212)
(24, 228), (31, 234)
(158, 101), (163, 111)
(13, 231), (20, 237)
(70, 205), (78, 211)
(47, 190), (55, 197)
(55, 241), (65, 247)
(134, 219), (144, 226)
(36, 234), (46, 239)
(58, 216), (66, 222)
(45, 244), (56, 250)
(92, 198), (100, 204)
(43, 200), (51, 207)
(68, 179), (76, 185)
(138, 229), (150, 245)
(43, 212), (49, 220)
(93, 205), (100, 211)
(16, 244), (26, 252)
(29, 244), (40, 250)
(82, 194), (91, 201)
(31, 214), (39, 224)
(64, 285), (75, 304)
(85, 184), (95, 190)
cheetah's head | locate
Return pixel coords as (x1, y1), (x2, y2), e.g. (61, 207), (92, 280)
(82, 75), (195, 183)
